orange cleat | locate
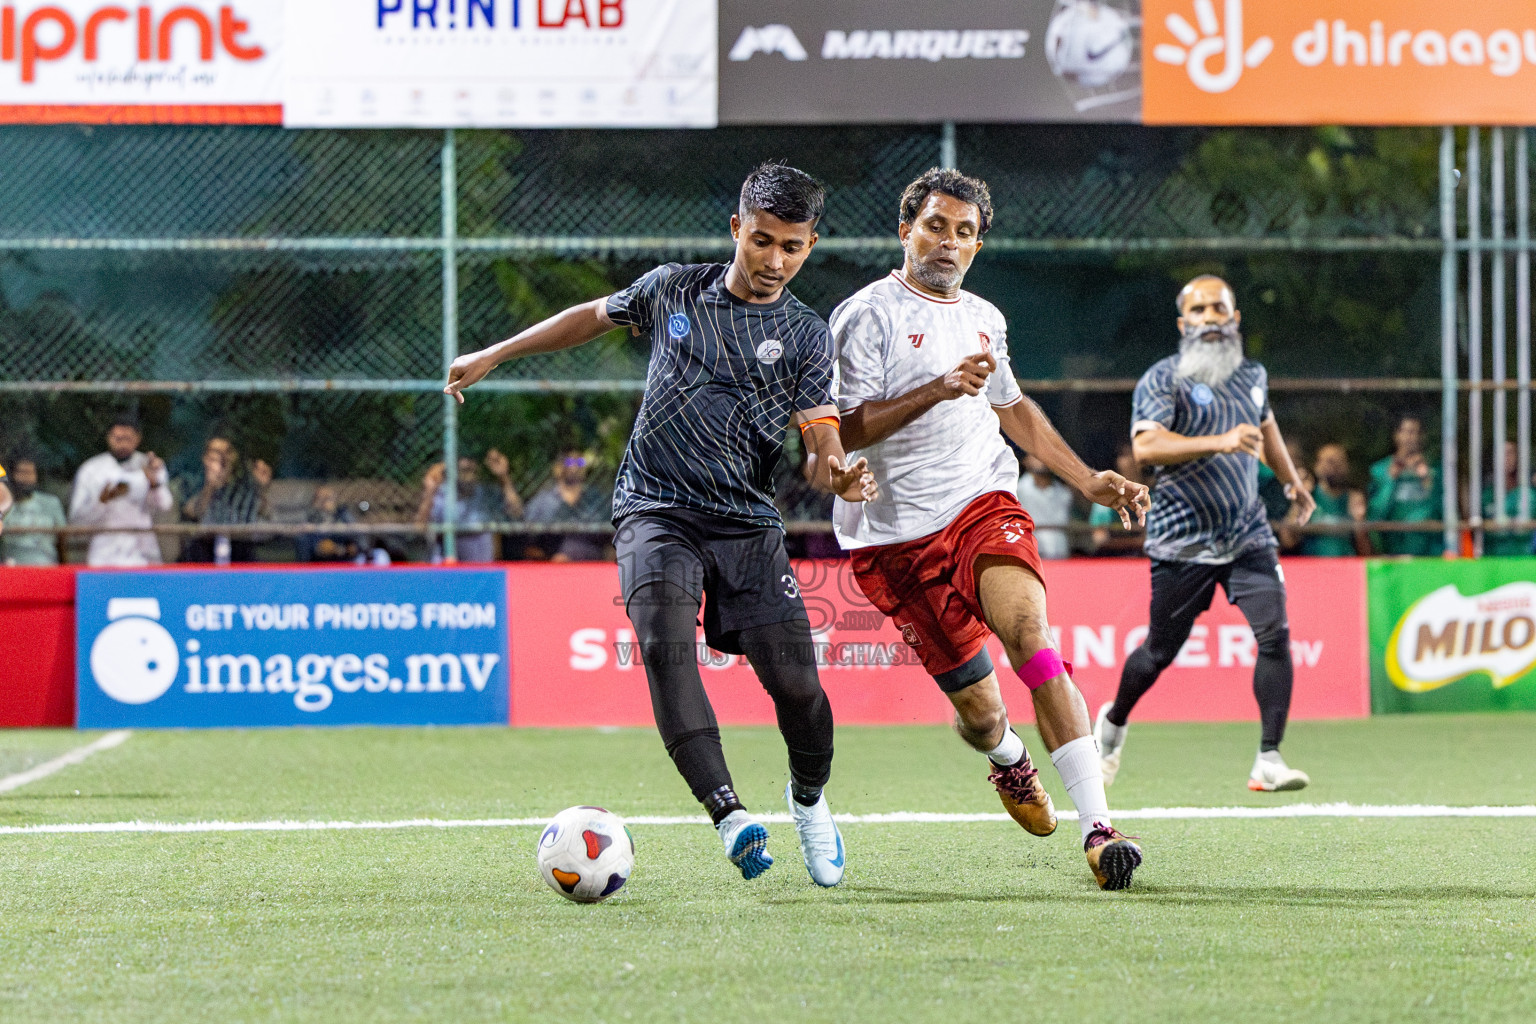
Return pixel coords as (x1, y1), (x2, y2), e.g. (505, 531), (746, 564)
(988, 755), (1058, 837)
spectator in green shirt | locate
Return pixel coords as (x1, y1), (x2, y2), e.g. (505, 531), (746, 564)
(1301, 443), (1367, 557)
(2, 458), (66, 566)
(1367, 415), (1444, 556)
(1482, 440), (1536, 556)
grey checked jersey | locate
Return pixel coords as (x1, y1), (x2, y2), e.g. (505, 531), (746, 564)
(1131, 355), (1277, 564)
(606, 263), (834, 527)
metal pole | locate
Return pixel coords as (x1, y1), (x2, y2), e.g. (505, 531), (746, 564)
(1519, 128), (1532, 526)
(441, 128), (459, 563)
(1441, 127), (1460, 557)
(1493, 127), (1507, 536)
(940, 121), (956, 170)
(1468, 128), (1483, 556)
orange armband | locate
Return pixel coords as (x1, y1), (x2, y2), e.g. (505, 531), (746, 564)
(796, 415), (841, 434)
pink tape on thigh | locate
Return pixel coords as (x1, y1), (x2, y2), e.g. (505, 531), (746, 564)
(1015, 649), (1072, 690)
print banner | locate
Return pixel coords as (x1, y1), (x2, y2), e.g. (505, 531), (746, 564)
(283, 0), (716, 127)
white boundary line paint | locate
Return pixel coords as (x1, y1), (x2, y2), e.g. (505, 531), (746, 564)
(0, 731), (131, 795)
(0, 803), (1534, 836)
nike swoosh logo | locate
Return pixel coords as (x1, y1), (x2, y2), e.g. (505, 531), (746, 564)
(828, 833), (845, 868)
(1087, 42), (1118, 61)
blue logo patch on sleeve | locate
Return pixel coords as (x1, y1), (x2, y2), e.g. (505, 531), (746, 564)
(1190, 382), (1214, 406)
(666, 313), (690, 339)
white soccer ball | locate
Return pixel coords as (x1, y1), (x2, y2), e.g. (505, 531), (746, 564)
(535, 806), (635, 904)
(1045, 1), (1133, 88)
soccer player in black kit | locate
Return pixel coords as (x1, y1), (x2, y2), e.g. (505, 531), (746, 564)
(445, 164), (877, 887)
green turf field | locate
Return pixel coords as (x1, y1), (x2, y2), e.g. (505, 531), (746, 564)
(0, 715), (1532, 1023)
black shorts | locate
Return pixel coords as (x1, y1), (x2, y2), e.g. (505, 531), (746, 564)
(1145, 545), (1287, 653)
(614, 508), (807, 655)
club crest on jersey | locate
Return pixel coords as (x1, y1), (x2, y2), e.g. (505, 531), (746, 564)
(978, 332), (991, 351)
(667, 313), (690, 339)
(1190, 382), (1215, 406)
(756, 338), (784, 364)
(1250, 385), (1265, 408)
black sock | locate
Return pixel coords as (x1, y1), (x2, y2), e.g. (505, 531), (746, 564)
(703, 784), (745, 825)
(790, 782), (823, 807)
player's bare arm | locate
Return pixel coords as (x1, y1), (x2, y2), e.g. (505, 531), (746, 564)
(1132, 421), (1263, 466)
(444, 298), (617, 403)
(995, 397), (1149, 529)
(0, 478), (10, 536)
(794, 408), (878, 502)
(1260, 415), (1315, 525)
(839, 351), (996, 450)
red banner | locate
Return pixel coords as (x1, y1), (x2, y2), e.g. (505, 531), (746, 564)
(506, 558), (1369, 728)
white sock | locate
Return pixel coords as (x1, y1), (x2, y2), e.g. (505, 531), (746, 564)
(985, 725), (1027, 766)
(1050, 735), (1113, 842)
(1258, 749), (1284, 765)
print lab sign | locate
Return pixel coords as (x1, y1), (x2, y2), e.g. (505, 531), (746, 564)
(1142, 0), (1536, 124)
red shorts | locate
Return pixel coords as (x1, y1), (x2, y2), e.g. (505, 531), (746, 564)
(850, 490), (1046, 682)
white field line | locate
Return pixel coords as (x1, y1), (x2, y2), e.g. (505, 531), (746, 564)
(0, 731), (131, 795)
(0, 803), (1533, 836)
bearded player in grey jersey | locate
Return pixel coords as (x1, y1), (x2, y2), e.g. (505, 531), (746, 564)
(1096, 275), (1317, 793)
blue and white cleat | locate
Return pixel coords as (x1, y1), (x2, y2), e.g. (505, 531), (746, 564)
(785, 784), (845, 887)
(716, 810), (773, 880)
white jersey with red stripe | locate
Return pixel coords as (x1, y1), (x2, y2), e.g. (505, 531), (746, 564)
(829, 270), (1023, 550)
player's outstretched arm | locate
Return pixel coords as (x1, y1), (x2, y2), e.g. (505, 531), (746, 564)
(1259, 415), (1316, 526)
(997, 397), (1150, 528)
(444, 298), (617, 404)
(1133, 422), (1262, 466)
(839, 352), (995, 451)
(796, 409), (878, 502)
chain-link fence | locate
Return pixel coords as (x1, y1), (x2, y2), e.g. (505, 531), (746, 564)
(0, 123), (1521, 563)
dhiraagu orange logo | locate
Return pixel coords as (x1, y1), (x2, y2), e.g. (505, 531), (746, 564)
(1384, 582), (1536, 693)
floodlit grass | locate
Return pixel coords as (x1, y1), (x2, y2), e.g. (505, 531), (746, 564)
(0, 716), (1532, 1023)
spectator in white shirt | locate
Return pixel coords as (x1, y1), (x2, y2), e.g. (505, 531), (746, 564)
(69, 413), (172, 567)
(1017, 452), (1076, 560)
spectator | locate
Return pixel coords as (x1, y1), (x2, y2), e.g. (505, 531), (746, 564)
(1368, 415), (1444, 556)
(0, 464), (10, 537)
(415, 448), (522, 563)
(69, 413), (172, 567)
(296, 484), (359, 563)
(1301, 443), (1368, 557)
(1089, 443), (1149, 556)
(178, 435), (271, 563)
(1258, 438), (1306, 531)
(1016, 452), (1075, 560)
(525, 448), (611, 562)
(3, 457), (66, 566)
(1482, 440), (1536, 556)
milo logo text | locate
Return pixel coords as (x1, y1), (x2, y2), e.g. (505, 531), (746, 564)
(1385, 582), (1536, 693)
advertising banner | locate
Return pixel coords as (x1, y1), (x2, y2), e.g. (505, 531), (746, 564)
(77, 568), (509, 728)
(283, 0), (715, 128)
(1369, 558), (1536, 714)
(507, 558), (1367, 728)
(0, 0), (282, 123)
(719, 0), (1142, 125)
(1143, 0), (1536, 125)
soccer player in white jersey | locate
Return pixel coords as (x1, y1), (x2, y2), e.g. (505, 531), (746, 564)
(830, 169), (1152, 890)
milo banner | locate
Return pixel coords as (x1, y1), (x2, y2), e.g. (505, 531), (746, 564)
(1369, 559), (1536, 714)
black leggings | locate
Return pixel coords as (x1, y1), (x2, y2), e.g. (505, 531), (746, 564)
(1110, 549), (1294, 751)
(627, 582), (834, 804)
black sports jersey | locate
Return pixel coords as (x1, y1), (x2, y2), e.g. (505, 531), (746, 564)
(1131, 356), (1276, 564)
(606, 263), (834, 527)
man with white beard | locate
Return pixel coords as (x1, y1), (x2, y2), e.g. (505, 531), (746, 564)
(1095, 276), (1317, 793)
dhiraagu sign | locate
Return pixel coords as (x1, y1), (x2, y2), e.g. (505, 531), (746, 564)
(1369, 559), (1536, 713)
